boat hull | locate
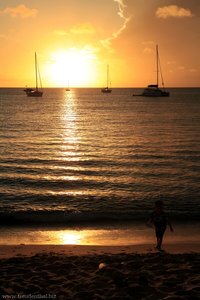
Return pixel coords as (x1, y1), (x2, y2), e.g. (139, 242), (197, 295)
(24, 89), (43, 97)
(133, 87), (169, 97)
(101, 88), (112, 93)
(132, 91), (170, 98)
(142, 90), (170, 97)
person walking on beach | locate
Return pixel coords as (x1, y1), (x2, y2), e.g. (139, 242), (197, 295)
(148, 200), (173, 251)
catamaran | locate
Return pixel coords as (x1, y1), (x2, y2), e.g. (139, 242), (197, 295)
(24, 52), (43, 97)
(133, 45), (169, 97)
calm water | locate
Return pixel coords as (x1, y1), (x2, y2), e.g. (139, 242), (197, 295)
(0, 88), (200, 225)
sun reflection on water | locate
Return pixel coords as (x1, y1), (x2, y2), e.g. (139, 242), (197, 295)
(46, 228), (151, 246)
(58, 90), (82, 160)
(62, 90), (78, 144)
(60, 231), (83, 245)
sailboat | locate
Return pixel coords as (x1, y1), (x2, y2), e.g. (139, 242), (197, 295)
(24, 52), (43, 97)
(66, 80), (70, 92)
(133, 45), (169, 97)
(101, 64), (112, 93)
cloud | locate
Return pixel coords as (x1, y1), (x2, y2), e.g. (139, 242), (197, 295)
(143, 47), (154, 54)
(142, 41), (154, 46)
(53, 30), (68, 36)
(0, 4), (38, 18)
(0, 34), (7, 40)
(189, 68), (198, 73)
(178, 66), (185, 70)
(70, 23), (96, 35)
(167, 61), (177, 65)
(100, 0), (131, 51)
(156, 5), (193, 19)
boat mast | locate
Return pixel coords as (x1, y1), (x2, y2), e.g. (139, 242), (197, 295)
(35, 52), (38, 91)
(156, 45), (159, 87)
(107, 64), (109, 88)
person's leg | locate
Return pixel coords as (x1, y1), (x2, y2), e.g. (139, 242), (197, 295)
(155, 228), (165, 250)
(155, 228), (160, 249)
(157, 236), (162, 250)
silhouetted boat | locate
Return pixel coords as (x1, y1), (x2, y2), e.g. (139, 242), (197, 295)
(24, 52), (43, 97)
(101, 64), (112, 93)
(133, 45), (169, 97)
(66, 80), (70, 92)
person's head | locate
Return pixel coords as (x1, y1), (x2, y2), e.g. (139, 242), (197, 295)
(155, 200), (164, 212)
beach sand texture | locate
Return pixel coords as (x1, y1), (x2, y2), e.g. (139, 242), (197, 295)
(0, 245), (199, 300)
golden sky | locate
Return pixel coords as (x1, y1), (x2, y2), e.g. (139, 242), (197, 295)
(0, 0), (199, 87)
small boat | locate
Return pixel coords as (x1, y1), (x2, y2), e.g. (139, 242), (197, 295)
(101, 64), (112, 93)
(133, 45), (169, 97)
(66, 80), (70, 92)
(24, 52), (43, 97)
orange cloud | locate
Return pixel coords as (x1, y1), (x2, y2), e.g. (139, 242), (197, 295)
(0, 4), (38, 18)
(189, 68), (198, 73)
(143, 47), (154, 54)
(156, 5), (193, 19)
(70, 23), (96, 35)
(53, 30), (68, 36)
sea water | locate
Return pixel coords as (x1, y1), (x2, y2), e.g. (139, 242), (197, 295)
(0, 88), (200, 244)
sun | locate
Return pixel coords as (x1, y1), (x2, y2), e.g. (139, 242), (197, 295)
(45, 47), (98, 87)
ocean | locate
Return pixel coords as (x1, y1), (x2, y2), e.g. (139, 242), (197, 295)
(0, 87), (200, 235)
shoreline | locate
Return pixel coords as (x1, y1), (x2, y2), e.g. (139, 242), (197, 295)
(0, 242), (200, 259)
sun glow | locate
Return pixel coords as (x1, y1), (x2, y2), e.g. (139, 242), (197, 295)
(45, 47), (98, 87)
(61, 232), (82, 245)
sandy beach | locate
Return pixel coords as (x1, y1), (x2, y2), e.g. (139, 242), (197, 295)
(0, 243), (199, 300)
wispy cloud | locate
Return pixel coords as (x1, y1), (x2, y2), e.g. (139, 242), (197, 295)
(156, 5), (193, 19)
(53, 23), (96, 38)
(0, 34), (7, 39)
(189, 68), (198, 73)
(142, 41), (154, 46)
(167, 61), (177, 65)
(70, 23), (96, 35)
(178, 66), (185, 70)
(143, 47), (154, 54)
(101, 0), (131, 51)
(53, 30), (68, 36)
(142, 41), (154, 54)
(0, 4), (38, 18)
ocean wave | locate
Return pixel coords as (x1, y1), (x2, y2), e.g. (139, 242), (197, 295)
(1, 88), (200, 227)
(0, 206), (199, 226)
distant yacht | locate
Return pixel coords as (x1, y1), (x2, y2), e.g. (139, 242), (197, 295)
(133, 45), (169, 97)
(24, 52), (43, 97)
(66, 80), (70, 92)
(101, 64), (112, 93)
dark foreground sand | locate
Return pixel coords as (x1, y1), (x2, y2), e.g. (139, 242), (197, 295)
(0, 244), (199, 300)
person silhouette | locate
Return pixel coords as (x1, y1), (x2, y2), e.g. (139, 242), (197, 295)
(148, 200), (173, 251)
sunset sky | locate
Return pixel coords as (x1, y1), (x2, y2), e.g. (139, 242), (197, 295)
(0, 0), (199, 87)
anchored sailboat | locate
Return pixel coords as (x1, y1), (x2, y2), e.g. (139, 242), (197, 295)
(133, 45), (169, 97)
(101, 64), (112, 93)
(66, 80), (70, 92)
(24, 52), (43, 97)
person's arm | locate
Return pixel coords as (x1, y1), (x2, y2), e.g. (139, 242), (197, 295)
(167, 219), (174, 232)
(146, 213), (153, 227)
(165, 212), (173, 232)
